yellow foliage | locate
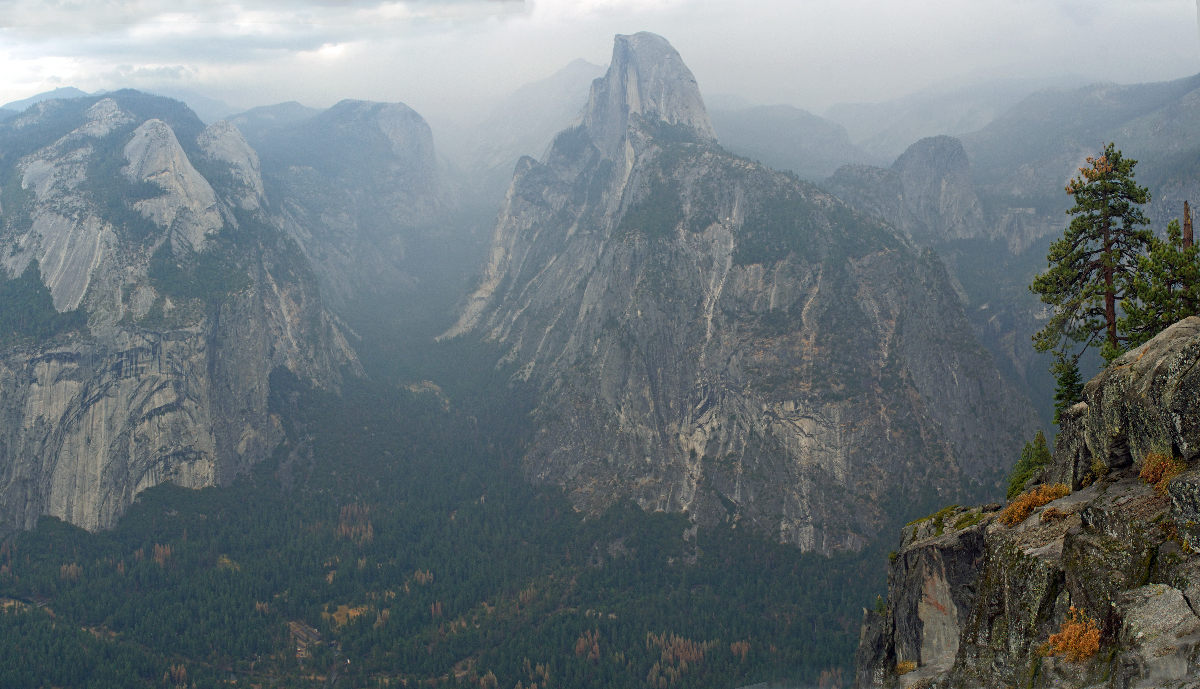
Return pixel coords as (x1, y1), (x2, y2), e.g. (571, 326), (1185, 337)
(322, 604), (368, 628)
(896, 660), (917, 675)
(1043, 607), (1100, 662)
(730, 640), (750, 662)
(575, 629), (600, 663)
(153, 543), (172, 567)
(1001, 483), (1070, 526)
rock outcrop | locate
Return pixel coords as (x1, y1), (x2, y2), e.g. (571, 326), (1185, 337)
(0, 91), (356, 537)
(856, 317), (1200, 688)
(825, 136), (986, 247)
(445, 33), (1035, 553)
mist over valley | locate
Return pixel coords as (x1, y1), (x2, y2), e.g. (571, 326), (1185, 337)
(2, 4), (1200, 687)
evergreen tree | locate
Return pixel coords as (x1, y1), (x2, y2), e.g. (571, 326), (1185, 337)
(1122, 205), (1200, 347)
(1031, 143), (1153, 411)
(1007, 430), (1053, 500)
(1050, 358), (1084, 425)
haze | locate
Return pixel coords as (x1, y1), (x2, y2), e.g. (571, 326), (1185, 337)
(2, 0), (1199, 128)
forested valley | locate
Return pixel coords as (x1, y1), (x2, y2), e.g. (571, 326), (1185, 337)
(0, 252), (911, 688)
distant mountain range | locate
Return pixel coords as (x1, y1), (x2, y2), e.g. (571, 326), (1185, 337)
(2, 86), (238, 124)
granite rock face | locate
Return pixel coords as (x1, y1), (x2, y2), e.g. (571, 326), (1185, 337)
(825, 136), (986, 247)
(0, 91), (356, 537)
(446, 33), (1035, 553)
(856, 317), (1200, 688)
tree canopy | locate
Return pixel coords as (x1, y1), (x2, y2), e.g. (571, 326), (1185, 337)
(1030, 143), (1152, 418)
(1122, 205), (1200, 347)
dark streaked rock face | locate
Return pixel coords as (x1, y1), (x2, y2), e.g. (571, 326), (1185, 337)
(446, 33), (1034, 554)
(856, 318), (1200, 689)
(0, 91), (356, 537)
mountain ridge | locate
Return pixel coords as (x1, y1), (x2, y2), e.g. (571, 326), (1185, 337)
(445, 32), (1035, 553)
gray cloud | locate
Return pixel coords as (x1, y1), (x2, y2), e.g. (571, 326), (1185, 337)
(0, 0), (1196, 126)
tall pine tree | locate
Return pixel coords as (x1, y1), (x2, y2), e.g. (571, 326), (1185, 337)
(1122, 202), (1200, 346)
(1031, 143), (1153, 414)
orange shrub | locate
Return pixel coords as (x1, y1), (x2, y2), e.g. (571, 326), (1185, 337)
(895, 660), (917, 675)
(1001, 483), (1070, 526)
(1140, 453), (1187, 495)
(1044, 606), (1100, 662)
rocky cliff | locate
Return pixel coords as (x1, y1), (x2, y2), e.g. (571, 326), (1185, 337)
(0, 91), (356, 536)
(444, 32), (1036, 554)
(856, 317), (1200, 688)
(237, 98), (451, 306)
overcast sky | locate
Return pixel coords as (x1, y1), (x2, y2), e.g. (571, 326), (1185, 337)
(2, 0), (1199, 125)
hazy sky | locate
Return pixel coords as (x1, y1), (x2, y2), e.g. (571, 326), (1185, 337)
(2, 0), (1199, 124)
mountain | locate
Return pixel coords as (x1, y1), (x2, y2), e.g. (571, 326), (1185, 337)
(826, 77), (1082, 161)
(0, 90), (356, 537)
(0, 108), (17, 123)
(146, 88), (239, 124)
(709, 104), (878, 181)
(437, 59), (608, 227)
(856, 317), (1200, 688)
(239, 99), (452, 306)
(825, 135), (986, 246)
(444, 59), (607, 176)
(444, 32), (1036, 554)
(1, 87), (92, 113)
(822, 74), (1200, 429)
(225, 101), (321, 146)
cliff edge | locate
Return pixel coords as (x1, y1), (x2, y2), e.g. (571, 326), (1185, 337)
(856, 317), (1200, 688)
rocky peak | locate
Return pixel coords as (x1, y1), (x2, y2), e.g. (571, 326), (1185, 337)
(198, 119), (265, 210)
(825, 135), (985, 246)
(580, 32), (714, 158)
(890, 135), (984, 241)
(322, 99), (436, 171)
(123, 118), (223, 253)
(446, 32), (1034, 553)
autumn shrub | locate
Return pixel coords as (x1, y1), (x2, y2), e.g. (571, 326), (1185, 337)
(895, 660), (917, 675)
(1043, 607), (1100, 662)
(1001, 483), (1070, 526)
(1140, 452), (1187, 495)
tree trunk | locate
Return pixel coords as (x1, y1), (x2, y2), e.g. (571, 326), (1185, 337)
(1103, 191), (1116, 349)
(1185, 200), (1194, 250)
